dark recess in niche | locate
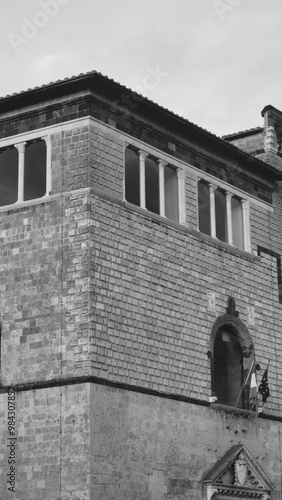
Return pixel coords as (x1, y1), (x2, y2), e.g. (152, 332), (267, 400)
(257, 246), (282, 304)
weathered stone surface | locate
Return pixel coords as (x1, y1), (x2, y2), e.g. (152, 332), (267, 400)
(0, 73), (281, 499)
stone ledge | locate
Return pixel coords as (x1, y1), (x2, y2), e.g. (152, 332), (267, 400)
(210, 403), (258, 418)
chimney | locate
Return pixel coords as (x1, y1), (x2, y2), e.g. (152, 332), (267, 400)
(264, 125), (278, 153)
(257, 105), (282, 171)
(261, 105), (282, 153)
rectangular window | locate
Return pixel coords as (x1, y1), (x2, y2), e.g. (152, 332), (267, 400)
(125, 146), (180, 223)
(198, 180), (211, 235)
(0, 137), (49, 207)
(24, 140), (47, 201)
(197, 179), (248, 251)
(164, 165), (178, 222)
(215, 189), (227, 242)
(0, 147), (18, 206)
(125, 147), (139, 206)
(145, 156), (159, 215)
(231, 196), (244, 250)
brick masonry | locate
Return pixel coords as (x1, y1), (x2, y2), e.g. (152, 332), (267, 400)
(1, 74), (282, 498)
(88, 191), (282, 414)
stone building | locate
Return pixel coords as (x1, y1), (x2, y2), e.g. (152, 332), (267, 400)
(0, 71), (282, 499)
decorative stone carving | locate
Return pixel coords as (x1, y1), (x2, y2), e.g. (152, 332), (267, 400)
(207, 292), (216, 313)
(203, 445), (274, 499)
(226, 296), (239, 317)
(234, 452), (247, 486)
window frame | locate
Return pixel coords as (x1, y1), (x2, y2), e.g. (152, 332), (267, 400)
(124, 143), (185, 224)
(197, 177), (251, 252)
(213, 326), (244, 408)
(210, 308), (257, 413)
(0, 133), (51, 208)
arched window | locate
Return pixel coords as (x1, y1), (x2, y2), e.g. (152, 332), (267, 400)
(214, 326), (244, 407)
(210, 297), (256, 411)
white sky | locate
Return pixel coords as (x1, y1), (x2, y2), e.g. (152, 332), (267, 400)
(1, 0), (282, 136)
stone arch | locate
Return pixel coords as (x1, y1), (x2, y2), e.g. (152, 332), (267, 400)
(210, 297), (256, 409)
(210, 314), (255, 361)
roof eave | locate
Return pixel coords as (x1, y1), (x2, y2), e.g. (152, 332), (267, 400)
(0, 72), (281, 181)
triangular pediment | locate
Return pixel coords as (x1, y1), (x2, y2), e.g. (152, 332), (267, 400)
(203, 445), (274, 499)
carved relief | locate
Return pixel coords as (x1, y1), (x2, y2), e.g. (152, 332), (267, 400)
(203, 445), (273, 499)
(226, 296), (239, 317)
(234, 452), (247, 486)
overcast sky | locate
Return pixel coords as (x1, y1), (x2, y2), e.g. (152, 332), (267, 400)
(1, 0), (281, 136)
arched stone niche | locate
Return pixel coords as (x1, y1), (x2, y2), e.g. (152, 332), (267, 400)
(209, 297), (256, 410)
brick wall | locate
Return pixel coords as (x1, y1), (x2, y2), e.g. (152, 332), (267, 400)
(87, 192), (282, 416)
(0, 90), (274, 203)
(0, 189), (93, 386)
(0, 91), (90, 138)
(90, 123), (124, 199)
(1, 81), (282, 498)
(51, 124), (90, 194)
(0, 115), (279, 406)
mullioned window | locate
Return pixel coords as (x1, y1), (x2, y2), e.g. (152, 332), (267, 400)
(0, 137), (50, 207)
(198, 178), (250, 251)
(124, 145), (183, 223)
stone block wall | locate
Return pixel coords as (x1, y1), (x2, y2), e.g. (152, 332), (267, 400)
(223, 129), (264, 155)
(90, 384), (282, 500)
(0, 383), (90, 500)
